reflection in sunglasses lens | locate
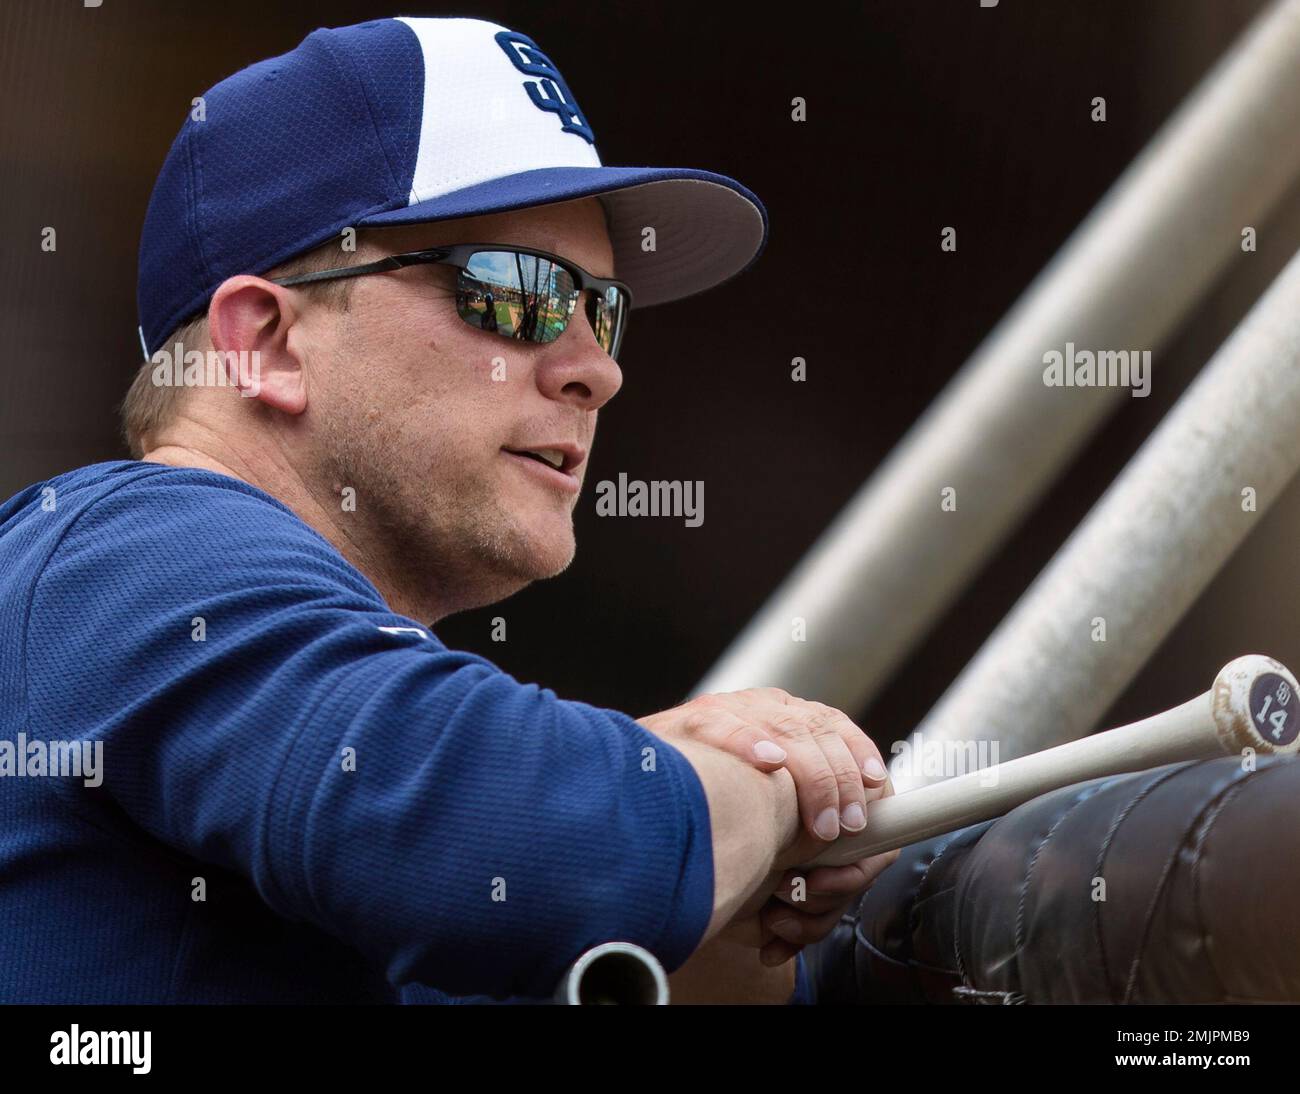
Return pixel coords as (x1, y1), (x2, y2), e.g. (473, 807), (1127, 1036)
(454, 251), (625, 358)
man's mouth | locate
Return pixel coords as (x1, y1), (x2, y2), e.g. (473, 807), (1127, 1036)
(501, 444), (585, 493)
(510, 448), (566, 471)
(502, 444), (584, 474)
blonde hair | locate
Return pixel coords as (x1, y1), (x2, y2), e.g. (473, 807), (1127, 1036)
(119, 239), (359, 458)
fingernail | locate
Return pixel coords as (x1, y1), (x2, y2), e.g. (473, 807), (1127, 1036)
(864, 757), (888, 781)
(841, 802), (866, 830)
(814, 806), (840, 841)
(753, 740), (787, 764)
(768, 915), (800, 942)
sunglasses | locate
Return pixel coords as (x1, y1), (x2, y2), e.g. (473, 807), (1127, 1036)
(270, 243), (632, 360)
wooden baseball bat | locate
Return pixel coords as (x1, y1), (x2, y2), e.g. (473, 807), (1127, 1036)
(808, 655), (1300, 868)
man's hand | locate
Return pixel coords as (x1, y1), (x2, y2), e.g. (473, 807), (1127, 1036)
(638, 688), (901, 984)
(716, 778), (899, 967)
(757, 852), (899, 967)
(667, 852), (899, 1002)
(638, 687), (891, 843)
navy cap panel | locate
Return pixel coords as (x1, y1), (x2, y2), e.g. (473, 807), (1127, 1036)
(139, 20), (425, 353)
(190, 26), (419, 305)
(317, 20), (424, 213)
(137, 124), (212, 352)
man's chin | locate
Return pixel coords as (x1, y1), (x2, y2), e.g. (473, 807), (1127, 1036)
(401, 521), (575, 619)
(483, 516), (576, 583)
(523, 529), (576, 580)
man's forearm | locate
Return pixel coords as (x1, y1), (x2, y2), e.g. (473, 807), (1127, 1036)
(670, 738), (801, 941)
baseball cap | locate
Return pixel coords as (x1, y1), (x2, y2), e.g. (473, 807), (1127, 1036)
(137, 15), (769, 358)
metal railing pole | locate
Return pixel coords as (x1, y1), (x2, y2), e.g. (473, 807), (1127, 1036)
(695, 0), (1300, 714)
(892, 242), (1300, 790)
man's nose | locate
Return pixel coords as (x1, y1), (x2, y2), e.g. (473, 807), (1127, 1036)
(534, 301), (624, 409)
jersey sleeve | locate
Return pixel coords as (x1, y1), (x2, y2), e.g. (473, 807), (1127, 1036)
(22, 471), (714, 999)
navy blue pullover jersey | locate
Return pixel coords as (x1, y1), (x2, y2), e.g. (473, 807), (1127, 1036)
(0, 460), (742, 1004)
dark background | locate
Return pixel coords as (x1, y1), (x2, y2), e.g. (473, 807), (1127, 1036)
(3, 0), (1298, 751)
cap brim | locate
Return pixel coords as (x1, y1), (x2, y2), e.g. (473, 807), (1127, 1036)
(358, 166), (768, 309)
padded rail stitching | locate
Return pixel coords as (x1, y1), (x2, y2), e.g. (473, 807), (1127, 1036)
(951, 985), (1025, 1005)
(1121, 760), (1260, 1003)
(1010, 780), (1111, 995)
(1185, 761), (1290, 1002)
(1090, 763), (1192, 1002)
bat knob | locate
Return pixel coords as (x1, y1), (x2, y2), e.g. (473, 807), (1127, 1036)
(1212, 655), (1300, 756)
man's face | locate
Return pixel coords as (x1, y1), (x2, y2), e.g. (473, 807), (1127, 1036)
(300, 197), (623, 615)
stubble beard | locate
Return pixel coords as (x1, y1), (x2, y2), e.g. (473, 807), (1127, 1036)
(319, 424), (575, 617)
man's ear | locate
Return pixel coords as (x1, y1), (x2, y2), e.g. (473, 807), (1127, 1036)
(207, 275), (309, 415)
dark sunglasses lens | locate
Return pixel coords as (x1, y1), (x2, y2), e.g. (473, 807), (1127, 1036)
(587, 285), (627, 357)
(456, 252), (576, 344)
